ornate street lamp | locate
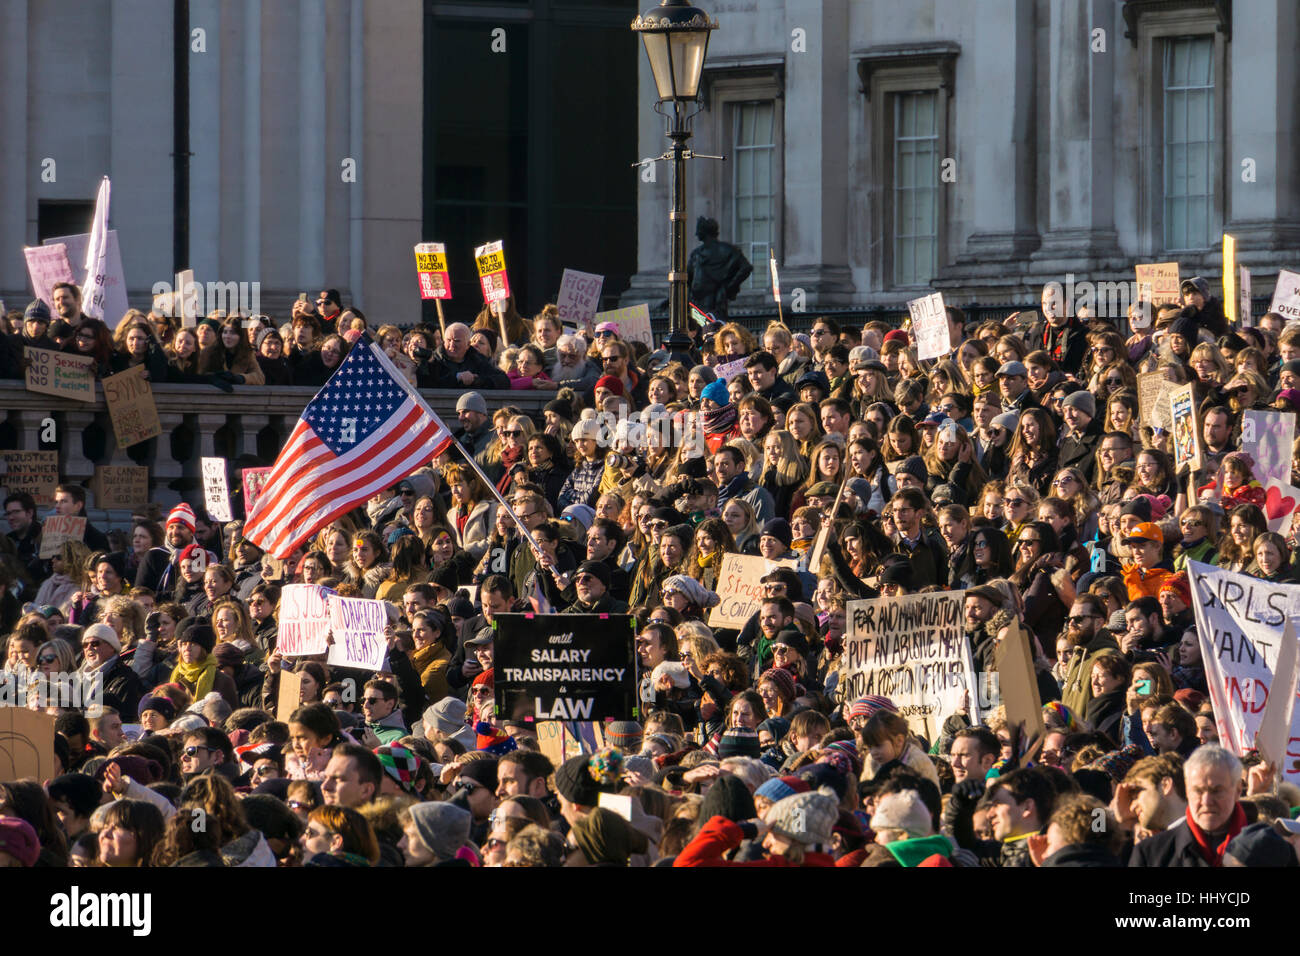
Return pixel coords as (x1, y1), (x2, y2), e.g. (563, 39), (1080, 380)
(632, 1), (717, 345)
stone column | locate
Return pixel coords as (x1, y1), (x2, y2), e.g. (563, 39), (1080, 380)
(59, 410), (97, 484)
(235, 415), (270, 458)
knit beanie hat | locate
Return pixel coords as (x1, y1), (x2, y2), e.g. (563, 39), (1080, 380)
(0, 817), (39, 867)
(691, 364), (717, 385)
(1061, 389), (1096, 419)
(698, 773), (756, 823)
(758, 667), (799, 703)
(661, 574), (720, 609)
(766, 789), (838, 846)
(1088, 745), (1145, 782)
(167, 502), (197, 532)
(870, 790), (933, 838)
(701, 378), (731, 406)
(138, 696), (177, 721)
(898, 455), (928, 483)
(760, 518), (793, 549)
(595, 374), (624, 396)
(374, 744), (421, 795)
(408, 801), (470, 862)
(757, 717), (790, 743)
(1159, 570), (1192, 607)
(83, 622), (121, 654)
(605, 721), (643, 753)
(990, 411), (1020, 433)
(848, 695), (898, 721)
(818, 740), (863, 778)
(717, 727), (762, 759)
(754, 774), (809, 804)
(554, 749), (623, 806)
(1168, 315), (1198, 341)
(178, 622), (217, 654)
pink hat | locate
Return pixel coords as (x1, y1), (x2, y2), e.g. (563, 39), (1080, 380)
(595, 321), (621, 335)
(0, 817), (39, 867)
(167, 502), (197, 532)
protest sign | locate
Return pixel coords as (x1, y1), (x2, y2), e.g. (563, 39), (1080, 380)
(201, 457), (233, 522)
(838, 591), (976, 741)
(174, 269), (199, 327)
(536, 720), (607, 768)
(414, 242), (452, 300)
(713, 358), (747, 382)
(1137, 371), (1173, 430)
(1188, 561), (1300, 784)
(996, 618), (1044, 753)
(1222, 234), (1237, 323)
(1240, 266), (1252, 327)
(1268, 269), (1300, 321)
(103, 364), (162, 447)
(0, 707), (57, 783)
(326, 595), (390, 671)
(593, 303), (653, 350)
(474, 240), (511, 304)
(1241, 410), (1294, 486)
(93, 465), (149, 510)
(1256, 619), (1299, 780)
(494, 613), (636, 722)
(1262, 479), (1300, 534)
(1135, 261), (1181, 307)
(25, 346), (94, 402)
(908, 292), (949, 361)
(44, 230), (129, 329)
(241, 467), (273, 515)
(39, 515), (86, 559)
(277, 584), (332, 657)
(0, 450), (59, 505)
(277, 670), (305, 722)
(1169, 383), (1202, 472)
(556, 269), (604, 328)
(708, 553), (800, 629)
(23, 244), (74, 308)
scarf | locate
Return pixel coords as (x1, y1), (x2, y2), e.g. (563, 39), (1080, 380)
(171, 654), (218, 700)
(1185, 803), (1246, 867)
(702, 402), (737, 436)
(496, 444), (524, 494)
(697, 550), (721, 572)
(410, 641), (445, 675)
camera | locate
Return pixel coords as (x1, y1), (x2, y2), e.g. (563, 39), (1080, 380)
(411, 346), (433, 362)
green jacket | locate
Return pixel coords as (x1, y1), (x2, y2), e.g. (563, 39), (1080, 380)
(886, 834), (956, 867)
(1060, 631), (1120, 717)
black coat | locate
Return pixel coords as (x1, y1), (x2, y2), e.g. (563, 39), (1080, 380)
(98, 657), (145, 718)
(1041, 843), (1122, 867)
(257, 354), (293, 386)
(1129, 820), (1217, 868)
(1058, 419), (1103, 482)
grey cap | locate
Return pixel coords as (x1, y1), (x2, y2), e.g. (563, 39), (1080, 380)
(996, 361), (1028, 378)
(456, 391), (487, 415)
(408, 801), (471, 862)
(424, 696), (468, 736)
(465, 627), (494, 649)
(990, 411), (1020, 432)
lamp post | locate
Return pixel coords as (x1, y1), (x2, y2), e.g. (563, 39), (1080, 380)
(632, 0), (717, 348)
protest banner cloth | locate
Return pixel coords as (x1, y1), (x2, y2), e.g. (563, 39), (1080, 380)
(103, 364), (163, 448)
(1137, 371), (1174, 430)
(276, 670), (305, 723)
(593, 303), (653, 350)
(1188, 561), (1300, 785)
(556, 269), (604, 329)
(0, 450), (59, 505)
(23, 244), (74, 308)
(1169, 383), (1203, 472)
(1241, 410), (1295, 486)
(325, 595), (390, 672)
(277, 584), (333, 657)
(1268, 269), (1300, 321)
(0, 707), (58, 783)
(25, 346), (94, 402)
(908, 291), (949, 361)
(1135, 261), (1181, 307)
(93, 465), (148, 510)
(201, 457), (233, 523)
(713, 358), (748, 382)
(1222, 234), (1237, 323)
(1256, 619), (1299, 784)
(80, 177), (112, 321)
(708, 553), (800, 629)
(769, 252), (784, 323)
(414, 242), (451, 335)
(493, 613), (636, 723)
(39, 515), (87, 559)
(838, 590), (977, 742)
(1240, 265), (1252, 327)
(241, 467), (273, 515)
(44, 229), (129, 330)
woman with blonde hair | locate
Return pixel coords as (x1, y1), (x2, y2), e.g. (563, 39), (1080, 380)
(921, 423), (987, 504)
(720, 498), (760, 556)
(691, 518), (736, 590)
(783, 402), (824, 459)
(442, 463), (494, 559)
(759, 429), (808, 515)
(34, 539), (92, 614)
(1001, 481), (1040, 542)
(713, 322), (754, 360)
(99, 594), (146, 653)
(1188, 342), (1231, 404)
(1223, 369), (1270, 415)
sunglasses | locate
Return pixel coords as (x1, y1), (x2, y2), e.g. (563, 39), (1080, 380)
(1181, 520), (1205, 528)
(81, 639), (103, 649)
(1005, 498), (1027, 507)
(361, 697), (389, 705)
(501, 430), (523, 438)
(1105, 378), (1124, 386)
(36, 653), (58, 664)
(1017, 538), (1041, 547)
(183, 745), (218, 758)
(1067, 615), (1098, 624)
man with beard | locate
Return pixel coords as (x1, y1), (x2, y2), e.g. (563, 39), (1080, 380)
(550, 333), (599, 395)
(1120, 596), (1176, 659)
(1156, 573), (1194, 638)
(51, 281), (88, 326)
(1060, 594), (1121, 717)
(963, 584), (1007, 678)
(135, 503), (198, 592)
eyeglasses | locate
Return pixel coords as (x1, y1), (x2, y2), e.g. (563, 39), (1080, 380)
(1017, 538), (1042, 547)
(486, 837), (509, 852)
(81, 639), (103, 649)
(1180, 519), (1204, 529)
(972, 540), (989, 550)
(36, 653), (58, 664)
(182, 745), (219, 758)
(594, 330), (615, 338)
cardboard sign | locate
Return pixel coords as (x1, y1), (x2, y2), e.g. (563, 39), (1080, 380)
(1188, 561), (1300, 784)
(708, 553), (800, 629)
(103, 364), (162, 448)
(838, 591), (977, 742)
(0, 707), (58, 783)
(326, 595), (390, 671)
(494, 613), (637, 722)
(44, 230), (129, 329)
(277, 670), (306, 722)
(1269, 269), (1300, 321)
(1262, 478), (1300, 534)
(24, 346), (94, 403)
(0, 450), (59, 506)
(713, 358), (748, 382)
(474, 240), (511, 304)
(556, 269), (604, 328)
(1240, 266), (1252, 327)
(1137, 371), (1174, 431)
(93, 465), (149, 510)
(414, 242), (452, 300)
(536, 720), (607, 769)
(39, 514), (86, 558)
(23, 244), (75, 308)
(241, 467), (273, 515)
(593, 303), (652, 350)
(1241, 410), (1295, 486)
(1135, 261), (1181, 307)
(201, 457), (233, 522)
(1169, 383), (1202, 472)
(1222, 234), (1238, 323)
(908, 291), (950, 361)
(996, 617), (1045, 752)
(277, 584), (333, 657)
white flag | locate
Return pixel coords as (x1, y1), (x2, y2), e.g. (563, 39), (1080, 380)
(82, 177), (111, 320)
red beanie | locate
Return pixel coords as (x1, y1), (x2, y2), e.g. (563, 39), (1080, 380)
(595, 375), (624, 397)
(473, 668), (494, 687)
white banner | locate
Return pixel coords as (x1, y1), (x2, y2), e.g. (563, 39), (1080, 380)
(81, 177), (111, 321)
(277, 584), (333, 657)
(326, 595), (390, 671)
(1269, 269), (1300, 321)
(1188, 560), (1300, 784)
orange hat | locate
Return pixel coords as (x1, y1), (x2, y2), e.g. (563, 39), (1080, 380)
(1159, 571), (1192, 607)
(1123, 521), (1163, 545)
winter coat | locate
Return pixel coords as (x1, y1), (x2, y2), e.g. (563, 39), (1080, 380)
(674, 816), (835, 868)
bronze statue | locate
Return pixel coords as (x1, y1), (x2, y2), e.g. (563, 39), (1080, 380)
(687, 217), (753, 322)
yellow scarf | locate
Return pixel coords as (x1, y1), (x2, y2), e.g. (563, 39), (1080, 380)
(697, 550), (721, 571)
(171, 654), (217, 700)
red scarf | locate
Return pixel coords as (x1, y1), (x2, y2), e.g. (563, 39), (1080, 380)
(497, 445), (524, 495)
(1185, 803), (1246, 867)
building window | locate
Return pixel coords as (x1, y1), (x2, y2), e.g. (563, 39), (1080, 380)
(732, 100), (777, 291)
(893, 91), (940, 288)
(1162, 35), (1214, 251)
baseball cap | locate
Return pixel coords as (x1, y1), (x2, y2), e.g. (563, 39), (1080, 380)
(1122, 522), (1164, 546)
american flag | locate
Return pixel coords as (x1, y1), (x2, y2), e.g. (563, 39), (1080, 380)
(244, 337), (453, 558)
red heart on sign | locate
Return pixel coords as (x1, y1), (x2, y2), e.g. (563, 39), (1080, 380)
(1264, 484), (1298, 522)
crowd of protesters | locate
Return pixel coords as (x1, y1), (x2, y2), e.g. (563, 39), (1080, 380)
(2, 274), (1300, 870)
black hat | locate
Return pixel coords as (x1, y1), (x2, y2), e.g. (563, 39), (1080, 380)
(879, 560), (916, 590)
(178, 621), (217, 654)
(1168, 315), (1198, 341)
(700, 773), (758, 822)
(446, 593), (475, 619)
(429, 561), (460, 592)
(761, 518), (793, 549)
(1120, 497), (1153, 522)
(796, 369), (830, 395)
(47, 773), (103, 817)
(241, 793), (305, 843)
(555, 753), (603, 806)
(648, 506), (686, 526)
(576, 560), (611, 590)
(1226, 822), (1299, 868)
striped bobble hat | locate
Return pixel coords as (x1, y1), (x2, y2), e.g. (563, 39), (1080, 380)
(848, 695), (898, 721)
(819, 740), (863, 777)
(167, 502), (197, 532)
(374, 744), (421, 795)
(755, 774), (810, 804)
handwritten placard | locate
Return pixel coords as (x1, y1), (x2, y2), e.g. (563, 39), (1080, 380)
(201, 457), (233, 522)
(277, 584), (332, 657)
(0, 450), (59, 506)
(25, 346), (94, 402)
(556, 269), (604, 328)
(93, 465), (149, 510)
(708, 553), (800, 629)
(23, 244), (74, 308)
(1135, 262), (1181, 307)
(593, 303), (652, 349)
(1268, 269), (1300, 321)
(326, 595), (390, 671)
(908, 292), (950, 360)
(1137, 371), (1174, 430)
(103, 364), (162, 448)
(713, 358), (748, 382)
(39, 515), (87, 559)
